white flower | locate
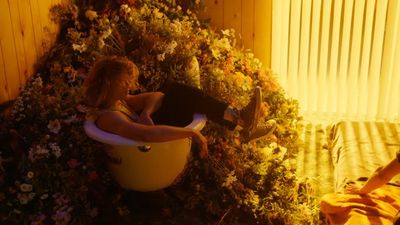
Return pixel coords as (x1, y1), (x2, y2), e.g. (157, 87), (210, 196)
(157, 53), (165, 61)
(261, 142), (287, 161)
(100, 28), (112, 39)
(165, 41), (178, 54)
(170, 20), (183, 35)
(76, 104), (88, 113)
(32, 76), (43, 88)
(17, 193), (30, 205)
(49, 143), (62, 158)
(63, 114), (78, 124)
(72, 43), (87, 53)
(85, 10), (98, 21)
(121, 4), (131, 13)
(152, 8), (163, 19)
(221, 29), (234, 37)
(40, 193), (49, 200)
(20, 183), (33, 192)
(222, 171), (237, 188)
(48, 119), (61, 134)
(29, 145), (49, 162)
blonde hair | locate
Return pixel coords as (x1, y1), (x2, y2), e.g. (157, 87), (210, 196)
(84, 56), (139, 108)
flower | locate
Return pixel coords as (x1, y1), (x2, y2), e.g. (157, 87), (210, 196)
(48, 119), (61, 134)
(222, 171), (237, 188)
(52, 205), (73, 224)
(40, 193), (49, 200)
(31, 213), (46, 225)
(88, 171), (98, 181)
(28, 145), (49, 162)
(27, 171), (34, 179)
(67, 159), (80, 169)
(17, 193), (31, 205)
(85, 10), (98, 20)
(0, 1), (313, 224)
(72, 43), (87, 53)
(49, 143), (62, 158)
(117, 206), (130, 216)
(20, 183), (33, 192)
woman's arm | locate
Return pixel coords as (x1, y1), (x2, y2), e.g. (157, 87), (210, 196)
(96, 111), (208, 158)
(346, 157), (400, 194)
(125, 92), (164, 115)
(125, 92), (164, 125)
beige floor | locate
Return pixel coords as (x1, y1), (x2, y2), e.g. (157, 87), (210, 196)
(296, 121), (335, 198)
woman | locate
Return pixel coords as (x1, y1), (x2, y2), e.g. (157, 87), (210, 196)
(84, 56), (275, 158)
(345, 151), (400, 225)
(345, 152), (400, 194)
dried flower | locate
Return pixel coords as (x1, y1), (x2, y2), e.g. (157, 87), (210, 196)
(48, 119), (61, 134)
(85, 10), (98, 20)
(27, 171), (34, 179)
(67, 159), (80, 169)
(20, 183), (33, 192)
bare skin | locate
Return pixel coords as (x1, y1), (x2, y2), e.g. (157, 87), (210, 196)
(95, 75), (209, 158)
(345, 157), (400, 194)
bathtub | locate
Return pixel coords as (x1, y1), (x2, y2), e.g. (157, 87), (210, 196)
(84, 113), (207, 192)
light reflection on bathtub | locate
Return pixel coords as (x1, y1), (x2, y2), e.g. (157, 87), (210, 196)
(84, 113), (207, 192)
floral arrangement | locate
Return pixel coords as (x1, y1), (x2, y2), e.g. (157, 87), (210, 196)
(0, 0), (320, 224)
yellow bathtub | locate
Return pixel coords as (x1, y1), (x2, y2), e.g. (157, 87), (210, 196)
(84, 114), (207, 192)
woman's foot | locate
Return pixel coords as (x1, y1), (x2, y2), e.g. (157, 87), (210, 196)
(240, 86), (262, 135)
(243, 119), (277, 143)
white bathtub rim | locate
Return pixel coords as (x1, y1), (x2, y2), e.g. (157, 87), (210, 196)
(84, 113), (207, 147)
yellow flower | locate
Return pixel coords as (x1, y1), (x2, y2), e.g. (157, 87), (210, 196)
(27, 171), (34, 179)
(20, 183), (33, 192)
(85, 10), (98, 21)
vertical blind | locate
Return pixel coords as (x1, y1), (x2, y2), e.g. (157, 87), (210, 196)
(270, 0), (400, 122)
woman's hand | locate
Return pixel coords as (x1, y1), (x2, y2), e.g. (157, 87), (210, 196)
(191, 130), (208, 159)
(344, 182), (365, 194)
(138, 112), (154, 125)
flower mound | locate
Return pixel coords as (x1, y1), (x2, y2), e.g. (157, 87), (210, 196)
(0, 0), (319, 224)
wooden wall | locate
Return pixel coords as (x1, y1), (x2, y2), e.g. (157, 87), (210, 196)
(201, 0), (273, 68)
(0, 0), (272, 105)
(0, 0), (64, 105)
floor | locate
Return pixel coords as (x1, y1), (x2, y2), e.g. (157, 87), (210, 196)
(296, 121), (336, 198)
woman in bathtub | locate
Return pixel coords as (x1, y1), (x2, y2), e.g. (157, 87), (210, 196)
(84, 56), (276, 159)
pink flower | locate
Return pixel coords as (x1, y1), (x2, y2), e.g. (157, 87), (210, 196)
(67, 159), (80, 169)
(52, 193), (70, 206)
(31, 212), (46, 225)
(88, 171), (98, 182)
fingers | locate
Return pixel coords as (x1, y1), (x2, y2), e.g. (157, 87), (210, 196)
(344, 183), (362, 194)
(192, 131), (208, 159)
(199, 145), (208, 159)
(198, 135), (208, 159)
(138, 114), (154, 125)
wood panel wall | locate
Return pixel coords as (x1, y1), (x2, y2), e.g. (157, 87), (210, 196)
(0, 0), (272, 105)
(0, 0), (64, 105)
(201, 0), (273, 69)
